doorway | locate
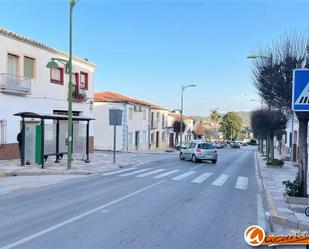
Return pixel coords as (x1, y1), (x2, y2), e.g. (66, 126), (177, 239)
(135, 131), (140, 150)
(156, 131), (159, 148)
(169, 133), (174, 148)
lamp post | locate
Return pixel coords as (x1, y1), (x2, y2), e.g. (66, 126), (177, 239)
(180, 84), (196, 148)
(46, 0), (78, 169)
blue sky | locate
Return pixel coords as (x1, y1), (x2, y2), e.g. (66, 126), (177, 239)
(0, 0), (308, 115)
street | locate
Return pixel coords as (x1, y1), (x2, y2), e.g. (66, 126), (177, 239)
(0, 147), (261, 249)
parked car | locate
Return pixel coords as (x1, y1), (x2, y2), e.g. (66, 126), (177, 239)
(215, 142), (225, 149)
(248, 139), (258, 146)
(230, 142), (241, 148)
(179, 141), (218, 163)
(242, 142), (248, 146)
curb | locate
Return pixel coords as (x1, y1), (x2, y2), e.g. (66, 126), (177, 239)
(255, 151), (309, 231)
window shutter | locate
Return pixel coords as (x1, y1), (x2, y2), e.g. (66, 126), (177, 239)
(24, 57), (34, 78)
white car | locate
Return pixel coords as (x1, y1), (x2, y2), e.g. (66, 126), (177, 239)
(180, 141), (218, 163)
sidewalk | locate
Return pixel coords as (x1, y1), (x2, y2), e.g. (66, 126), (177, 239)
(0, 150), (175, 177)
(256, 151), (309, 233)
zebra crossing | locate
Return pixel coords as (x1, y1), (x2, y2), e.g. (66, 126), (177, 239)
(102, 167), (249, 190)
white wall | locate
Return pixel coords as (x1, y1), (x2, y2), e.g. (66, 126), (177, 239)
(0, 34), (95, 101)
(93, 102), (125, 151)
(93, 102), (149, 151)
(0, 33), (95, 144)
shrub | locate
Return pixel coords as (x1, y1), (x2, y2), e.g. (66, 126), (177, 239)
(283, 175), (302, 197)
(266, 159), (284, 167)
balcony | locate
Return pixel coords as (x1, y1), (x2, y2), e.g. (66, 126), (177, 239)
(73, 88), (88, 102)
(0, 73), (31, 95)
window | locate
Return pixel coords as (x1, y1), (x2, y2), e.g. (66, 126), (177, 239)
(156, 112), (160, 121)
(162, 131), (166, 141)
(50, 67), (64, 84)
(143, 109), (146, 120)
(189, 143), (196, 149)
(0, 120), (7, 145)
(128, 132), (133, 145)
(143, 131), (147, 143)
(198, 143), (214, 149)
(8, 54), (18, 75)
(151, 133), (154, 143)
(80, 72), (88, 90)
(162, 115), (165, 128)
(73, 73), (79, 96)
(24, 56), (35, 78)
(129, 108), (133, 120)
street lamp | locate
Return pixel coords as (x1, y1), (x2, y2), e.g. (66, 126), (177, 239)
(180, 84), (196, 148)
(46, 0), (78, 169)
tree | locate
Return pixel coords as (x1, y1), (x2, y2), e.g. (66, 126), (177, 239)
(194, 122), (206, 139)
(172, 120), (186, 143)
(251, 109), (287, 163)
(220, 112), (243, 140)
(251, 33), (309, 196)
(210, 110), (221, 136)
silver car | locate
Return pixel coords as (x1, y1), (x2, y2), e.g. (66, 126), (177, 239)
(179, 141), (218, 164)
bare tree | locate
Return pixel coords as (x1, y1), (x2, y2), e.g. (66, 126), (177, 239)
(251, 32), (309, 196)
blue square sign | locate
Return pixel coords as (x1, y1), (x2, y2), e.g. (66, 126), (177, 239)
(293, 69), (309, 111)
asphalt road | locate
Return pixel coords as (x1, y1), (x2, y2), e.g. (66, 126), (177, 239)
(0, 146), (262, 249)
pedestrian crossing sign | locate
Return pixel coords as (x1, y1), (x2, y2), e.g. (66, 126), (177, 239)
(293, 69), (309, 111)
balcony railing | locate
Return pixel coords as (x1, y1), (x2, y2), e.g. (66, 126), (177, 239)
(0, 73), (31, 95)
(72, 88), (88, 102)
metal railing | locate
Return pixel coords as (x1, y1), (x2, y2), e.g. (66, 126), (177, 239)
(0, 73), (31, 95)
(72, 88), (88, 102)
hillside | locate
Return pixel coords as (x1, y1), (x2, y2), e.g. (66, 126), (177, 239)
(191, 111), (251, 128)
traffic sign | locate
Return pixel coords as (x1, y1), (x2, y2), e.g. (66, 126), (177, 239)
(293, 69), (309, 111)
(109, 109), (123, 126)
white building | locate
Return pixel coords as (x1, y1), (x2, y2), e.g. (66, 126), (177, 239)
(167, 112), (196, 146)
(149, 106), (169, 150)
(282, 114), (299, 161)
(94, 92), (151, 151)
(0, 28), (96, 160)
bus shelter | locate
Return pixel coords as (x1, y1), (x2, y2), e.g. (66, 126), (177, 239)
(14, 112), (94, 168)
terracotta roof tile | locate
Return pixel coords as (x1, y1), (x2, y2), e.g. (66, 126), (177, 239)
(94, 91), (166, 110)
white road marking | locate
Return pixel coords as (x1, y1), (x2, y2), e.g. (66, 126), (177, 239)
(154, 170), (180, 179)
(120, 168), (152, 176)
(135, 169), (166, 177)
(191, 164), (204, 170)
(191, 172), (213, 184)
(234, 176), (248, 190)
(101, 167), (137, 176)
(0, 180), (165, 249)
(211, 174), (229, 186)
(172, 171), (196, 181)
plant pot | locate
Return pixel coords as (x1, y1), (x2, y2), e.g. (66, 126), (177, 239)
(286, 195), (308, 205)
